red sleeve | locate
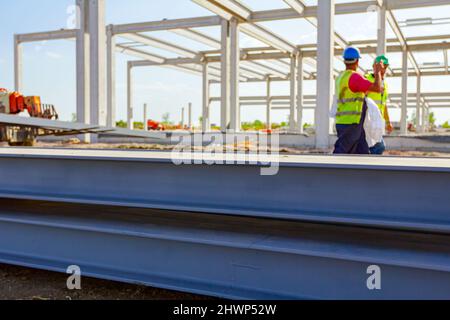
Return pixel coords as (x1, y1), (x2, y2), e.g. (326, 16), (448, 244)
(348, 73), (372, 93)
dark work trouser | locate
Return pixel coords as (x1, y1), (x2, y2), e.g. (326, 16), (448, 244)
(333, 102), (369, 155)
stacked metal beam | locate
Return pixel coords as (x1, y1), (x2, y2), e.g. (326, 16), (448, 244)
(0, 149), (449, 299)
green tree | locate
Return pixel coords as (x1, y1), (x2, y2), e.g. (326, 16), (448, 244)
(443, 121), (450, 129)
(429, 112), (436, 127)
(162, 112), (171, 125)
(116, 120), (127, 128)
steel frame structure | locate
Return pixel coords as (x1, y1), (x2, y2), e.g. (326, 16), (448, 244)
(12, 0), (450, 147)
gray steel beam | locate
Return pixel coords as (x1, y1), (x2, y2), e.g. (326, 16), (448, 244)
(1, 200), (450, 299)
(0, 149), (449, 232)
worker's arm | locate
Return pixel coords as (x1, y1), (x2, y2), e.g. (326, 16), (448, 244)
(367, 63), (383, 93)
(348, 64), (383, 94)
(384, 104), (393, 134)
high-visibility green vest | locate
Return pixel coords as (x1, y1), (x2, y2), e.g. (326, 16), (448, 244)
(335, 70), (365, 125)
(365, 73), (388, 117)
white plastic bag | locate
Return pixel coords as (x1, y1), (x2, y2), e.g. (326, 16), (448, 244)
(364, 97), (385, 147)
(330, 94), (338, 119)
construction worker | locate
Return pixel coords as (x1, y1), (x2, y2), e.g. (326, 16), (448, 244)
(333, 47), (383, 154)
(365, 55), (394, 155)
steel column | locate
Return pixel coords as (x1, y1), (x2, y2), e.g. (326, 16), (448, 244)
(144, 103), (148, 131)
(202, 63), (211, 132)
(315, 0), (335, 148)
(230, 18), (241, 132)
(400, 48), (409, 135)
(377, 1), (387, 56)
(297, 53), (304, 134)
(13, 35), (23, 93)
(416, 75), (422, 133)
(76, 0), (91, 142)
(188, 103), (193, 129)
(289, 55), (297, 132)
(422, 104), (428, 133)
(266, 77), (272, 130)
(127, 63), (134, 130)
(106, 24), (116, 128)
(89, 0), (107, 130)
(220, 19), (231, 132)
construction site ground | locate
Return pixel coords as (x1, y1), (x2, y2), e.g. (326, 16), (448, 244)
(31, 140), (450, 158)
(0, 263), (209, 300)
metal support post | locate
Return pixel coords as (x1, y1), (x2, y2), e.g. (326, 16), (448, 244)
(297, 53), (304, 134)
(315, 0), (335, 148)
(127, 62), (134, 130)
(202, 63), (211, 132)
(400, 48), (409, 135)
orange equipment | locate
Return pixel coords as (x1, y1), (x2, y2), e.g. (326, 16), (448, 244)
(24, 96), (42, 116)
(9, 92), (26, 114)
(147, 120), (165, 131)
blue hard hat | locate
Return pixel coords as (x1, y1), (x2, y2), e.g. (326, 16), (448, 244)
(343, 46), (361, 62)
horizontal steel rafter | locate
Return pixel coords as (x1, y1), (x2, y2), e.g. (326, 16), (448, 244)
(112, 16), (222, 34)
(15, 29), (77, 43)
(193, 0), (297, 54)
(251, 0), (450, 23)
(170, 29), (222, 49)
(120, 33), (198, 58)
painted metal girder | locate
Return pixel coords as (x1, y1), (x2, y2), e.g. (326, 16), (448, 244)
(0, 200), (449, 300)
(0, 149), (448, 232)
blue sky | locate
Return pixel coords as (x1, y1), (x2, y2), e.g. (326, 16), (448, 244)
(0, 0), (449, 125)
